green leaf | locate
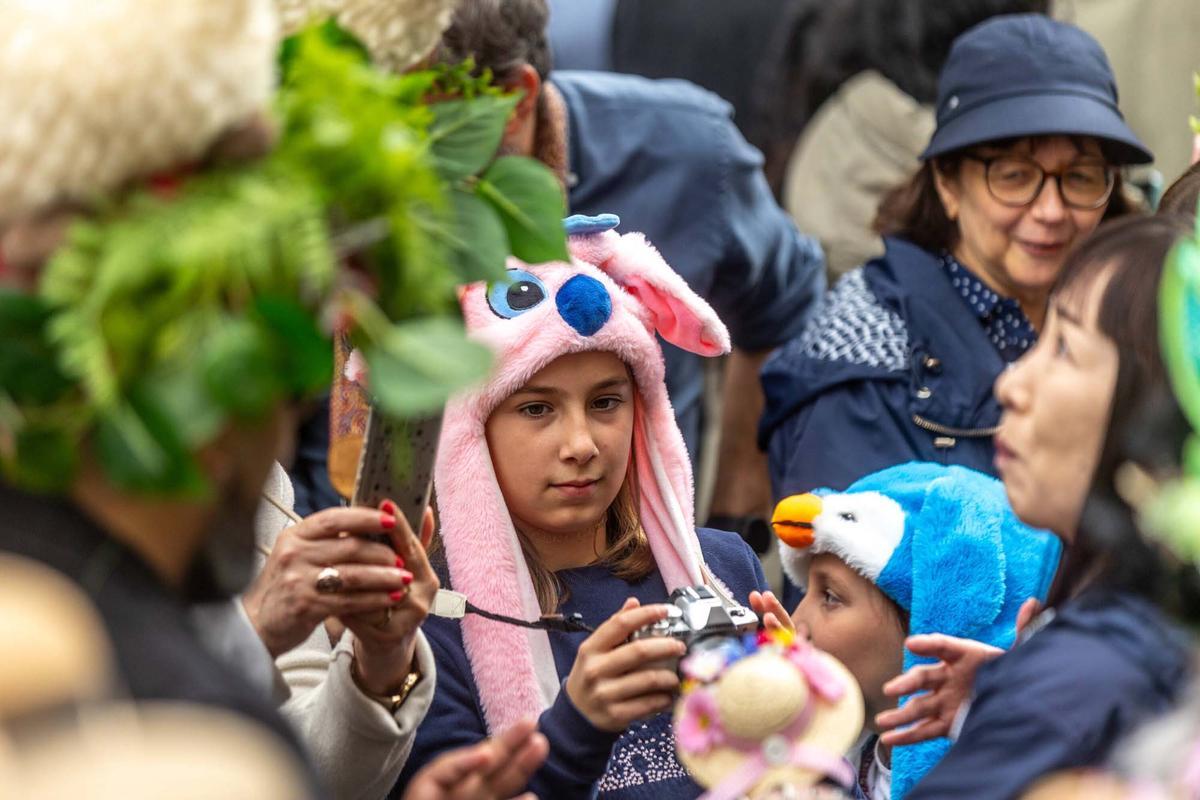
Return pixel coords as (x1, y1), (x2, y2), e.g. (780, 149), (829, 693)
(253, 295), (334, 396)
(280, 18), (371, 80)
(427, 94), (519, 180)
(477, 156), (569, 264)
(8, 426), (77, 494)
(365, 317), (493, 416)
(0, 290), (52, 334)
(445, 189), (511, 282)
(0, 292), (74, 405)
(95, 398), (206, 495)
(0, 338), (75, 406)
(202, 318), (284, 420)
(138, 367), (226, 450)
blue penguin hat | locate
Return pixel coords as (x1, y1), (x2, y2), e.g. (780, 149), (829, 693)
(773, 462), (1062, 799)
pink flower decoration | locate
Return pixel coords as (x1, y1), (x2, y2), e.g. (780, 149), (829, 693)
(787, 642), (845, 702)
(677, 688), (726, 754)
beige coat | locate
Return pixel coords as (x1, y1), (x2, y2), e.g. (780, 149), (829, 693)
(783, 71), (934, 279)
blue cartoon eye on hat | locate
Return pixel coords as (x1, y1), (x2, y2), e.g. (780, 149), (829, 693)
(486, 269), (548, 319)
(772, 462), (1062, 799)
(484, 215), (624, 334)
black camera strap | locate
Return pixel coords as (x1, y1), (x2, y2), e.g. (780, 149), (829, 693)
(433, 589), (596, 633)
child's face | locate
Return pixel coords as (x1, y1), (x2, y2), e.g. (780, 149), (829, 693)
(794, 553), (906, 728)
(486, 351), (635, 542)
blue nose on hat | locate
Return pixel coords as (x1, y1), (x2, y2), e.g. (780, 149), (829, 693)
(556, 274), (612, 336)
(920, 14), (1151, 165)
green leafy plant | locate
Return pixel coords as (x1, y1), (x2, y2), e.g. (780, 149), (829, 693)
(1144, 203), (1200, 561)
(0, 20), (568, 495)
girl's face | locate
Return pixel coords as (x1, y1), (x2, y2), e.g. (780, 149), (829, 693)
(794, 553), (906, 726)
(486, 350), (635, 542)
(994, 269), (1119, 540)
(935, 136), (1110, 309)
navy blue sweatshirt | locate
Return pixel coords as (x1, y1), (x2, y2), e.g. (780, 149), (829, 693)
(908, 589), (1191, 799)
(394, 528), (769, 799)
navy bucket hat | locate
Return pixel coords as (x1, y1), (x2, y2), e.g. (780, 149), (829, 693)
(920, 14), (1152, 165)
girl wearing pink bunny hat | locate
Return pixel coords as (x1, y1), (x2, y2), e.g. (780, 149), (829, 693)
(397, 215), (770, 799)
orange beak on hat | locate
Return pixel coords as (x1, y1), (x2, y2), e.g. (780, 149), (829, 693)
(772, 493), (821, 549)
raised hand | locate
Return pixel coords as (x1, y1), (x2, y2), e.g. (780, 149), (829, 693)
(875, 634), (1004, 746)
(242, 504), (413, 657)
(342, 503), (440, 695)
(564, 598), (687, 732)
(402, 718), (549, 800)
(748, 589), (794, 632)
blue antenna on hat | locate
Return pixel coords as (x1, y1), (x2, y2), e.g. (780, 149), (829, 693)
(564, 213), (620, 236)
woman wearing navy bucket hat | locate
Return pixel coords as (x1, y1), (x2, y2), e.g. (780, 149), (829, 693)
(759, 14), (1149, 578)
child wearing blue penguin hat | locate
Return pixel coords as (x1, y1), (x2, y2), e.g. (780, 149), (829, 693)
(771, 462), (1062, 800)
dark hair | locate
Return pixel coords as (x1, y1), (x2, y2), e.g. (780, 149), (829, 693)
(1157, 161), (1200, 218)
(435, 0), (553, 82)
(1042, 214), (1197, 613)
(874, 140), (1136, 253)
(752, 0), (1049, 194)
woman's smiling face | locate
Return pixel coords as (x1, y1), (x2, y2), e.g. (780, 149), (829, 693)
(934, 136), (1111, 310)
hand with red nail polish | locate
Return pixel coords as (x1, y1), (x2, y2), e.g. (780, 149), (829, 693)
(343, 503), (439, 696)
(243, 503), (423, 659)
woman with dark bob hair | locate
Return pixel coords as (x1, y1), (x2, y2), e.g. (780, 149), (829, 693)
(759, 15), (1148, 578)
(874, 213), (1196, 798)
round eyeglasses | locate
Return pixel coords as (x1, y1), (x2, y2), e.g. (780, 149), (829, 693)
(962, 154), (1117, 210)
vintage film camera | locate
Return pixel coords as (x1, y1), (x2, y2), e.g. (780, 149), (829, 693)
(631, 585), (758, 669)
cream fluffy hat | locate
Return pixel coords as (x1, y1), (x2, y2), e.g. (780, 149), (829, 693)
(0, 0), (278, 225)
(275, 0), (459, 72)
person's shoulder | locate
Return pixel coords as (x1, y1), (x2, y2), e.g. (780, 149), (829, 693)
(768, 266), (910, 375)
(757, 264), (912, 444)
(552, 69), (732, 121)
(975, 593), (1188, 719)
(696, 526), (752, 560)
(695, 527), (764, 594)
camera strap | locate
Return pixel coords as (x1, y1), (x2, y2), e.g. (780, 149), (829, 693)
(432, 588), (595, 633)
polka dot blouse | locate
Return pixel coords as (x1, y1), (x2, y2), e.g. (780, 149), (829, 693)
(940, 252), (1037, 363)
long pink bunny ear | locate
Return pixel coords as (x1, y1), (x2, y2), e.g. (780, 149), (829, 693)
(568, 225), (731, 357)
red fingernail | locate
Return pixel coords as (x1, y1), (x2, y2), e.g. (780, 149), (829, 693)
(380, 500), (398, 516)
(381, 513), (396, 530)
(401, 573), (413, 585)
(395, 556), (406, 569)
(390, 590), (406, 601)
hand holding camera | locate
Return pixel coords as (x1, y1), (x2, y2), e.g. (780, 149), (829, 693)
(564, 587), (760, 733)
(564, 598), (687, 732)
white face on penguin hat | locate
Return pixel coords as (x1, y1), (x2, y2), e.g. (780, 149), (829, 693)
(0, 0), (279, 226)
(773, 490), (907, 591)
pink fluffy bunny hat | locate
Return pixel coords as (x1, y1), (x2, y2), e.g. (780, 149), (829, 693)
(435, 214), (731, 733)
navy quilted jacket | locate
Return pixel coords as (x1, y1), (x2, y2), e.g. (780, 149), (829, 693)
(759, 236), (1007, 503)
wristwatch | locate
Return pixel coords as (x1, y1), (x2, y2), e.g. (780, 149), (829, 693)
(352, 659), (422, 713)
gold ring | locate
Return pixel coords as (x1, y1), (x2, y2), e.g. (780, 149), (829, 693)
(315, 566), (343, 594)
